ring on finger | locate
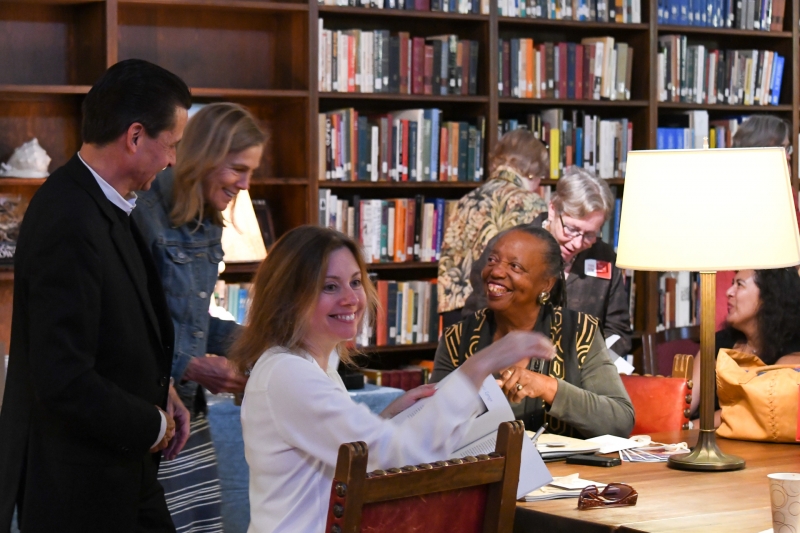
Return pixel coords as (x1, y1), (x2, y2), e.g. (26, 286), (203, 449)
(516, 383), (523, 391)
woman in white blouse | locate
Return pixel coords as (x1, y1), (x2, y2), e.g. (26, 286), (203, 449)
(231, 225), (554, 533)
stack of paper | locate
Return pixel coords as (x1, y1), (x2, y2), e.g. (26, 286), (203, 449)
(530, 433), (601, 460)
(523, 474), (606, 502)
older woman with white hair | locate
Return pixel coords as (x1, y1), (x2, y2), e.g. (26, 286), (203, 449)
(464, 166), (632, 357)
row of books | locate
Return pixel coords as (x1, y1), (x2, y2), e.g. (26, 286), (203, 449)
(319, 108), (486, 182)
(318, 24), (479, 95)
(657, 0), (786, 30)
(498, 0), (642, 21)
(319, 191), (458, 263)
(657, 36), (785, 105)
(657, 112), (751, 149)
(318, 0), (488, 14)
(658, 272), (700, 330)
(360, 366), (430, 391)
(367, 279), (440, 346)
(499, 37), (634, 101)
(499, 109), (632, 179)
(213, 281), (252, 325)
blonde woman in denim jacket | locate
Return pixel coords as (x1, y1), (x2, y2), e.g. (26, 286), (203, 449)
(133, 103), (266, 533)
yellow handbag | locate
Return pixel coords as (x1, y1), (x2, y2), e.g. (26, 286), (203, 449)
(716, 348), (800, 443)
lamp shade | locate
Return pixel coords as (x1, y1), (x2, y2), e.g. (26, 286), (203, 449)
(616, 147), (800, 271)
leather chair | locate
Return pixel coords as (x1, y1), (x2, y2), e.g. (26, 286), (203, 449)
(641, 326), (699, 376)
(620, 353), (694, 435)
(324, 421), (524, 533)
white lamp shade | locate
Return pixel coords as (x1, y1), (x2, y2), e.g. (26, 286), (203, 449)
(616, 147), (800, 271)
(221, 189), (268, 263)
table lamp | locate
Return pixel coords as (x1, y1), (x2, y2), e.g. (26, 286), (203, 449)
(616, 145), (800, 471)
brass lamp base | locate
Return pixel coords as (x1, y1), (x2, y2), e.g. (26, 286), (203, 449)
(667, 429), (745, 472)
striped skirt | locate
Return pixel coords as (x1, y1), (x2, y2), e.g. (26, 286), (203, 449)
(158, 414), (224, 533)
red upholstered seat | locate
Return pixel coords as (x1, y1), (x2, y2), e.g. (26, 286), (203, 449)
(324, 421), (524, 533)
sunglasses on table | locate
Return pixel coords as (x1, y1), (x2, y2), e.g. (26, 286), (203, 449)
(577, 483), (638, 510)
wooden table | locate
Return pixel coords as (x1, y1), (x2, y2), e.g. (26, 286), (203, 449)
(515, 431), (800, 533)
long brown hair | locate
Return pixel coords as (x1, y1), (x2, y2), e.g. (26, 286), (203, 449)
(229, 225), (378, 373)
(170, 102), (266, 227)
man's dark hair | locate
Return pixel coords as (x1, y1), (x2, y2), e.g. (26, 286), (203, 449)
(81, 59), (192, 146)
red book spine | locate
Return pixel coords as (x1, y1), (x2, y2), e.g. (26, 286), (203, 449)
(423, 45), (434, 95)
(575, 44), (584, 100)
(587, 44), (596, 100)
(412, 37), (425, 95)
(376, 281), (388, 346)
(557, 42), (568, 100)
(399, 32), (410, 94)
(348, 35), (356, 93)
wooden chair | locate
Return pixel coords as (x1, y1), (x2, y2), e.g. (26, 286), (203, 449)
(620, 353), (694, 435)
(324, 421), (524, 533)
(641, 325), (700, 376)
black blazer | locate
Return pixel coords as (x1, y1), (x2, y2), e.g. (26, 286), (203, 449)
(0, 155), (175, 532)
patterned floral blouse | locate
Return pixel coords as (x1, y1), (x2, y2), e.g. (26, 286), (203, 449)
(437, 168), (547, 313)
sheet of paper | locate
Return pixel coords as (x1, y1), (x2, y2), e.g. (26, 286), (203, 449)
(586, 434), (641, 454)
(392, 372), (553, 499)
(613, 356), (635, 375)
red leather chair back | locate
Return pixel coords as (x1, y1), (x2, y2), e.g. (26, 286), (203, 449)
(360, 486), (488, 533)
(620, 374), (691, 435)
(325, 421), (524, 533)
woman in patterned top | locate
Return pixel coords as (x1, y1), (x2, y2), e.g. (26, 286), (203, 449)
(432, 227), (634, 438)
(437, 130), (549, 328)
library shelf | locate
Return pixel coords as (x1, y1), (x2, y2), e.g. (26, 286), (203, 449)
(498, 18), (648, 31)
(359, 342), (438, 354)
(318, 5), (489, 20)
(190, 88), (309, 99)
(0, 268), (12, 282)
(657, 102), (793, 112)
(221, 262), (261, 275)
(541, 178), (624, 185)
(498, 98), (649, 107)
(250, 177), (309, 185)
(656, 25), (792, 38)
(118, 0), (309, 11)
(0, 178), (47, 187)
(0, 85), (91, 95)
(319, 181), (481, 189)
(366, 261), (438, 271)
(319, 93), (489, 103)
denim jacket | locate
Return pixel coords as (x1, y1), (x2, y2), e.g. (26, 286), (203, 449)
(133, 169), (240, 411)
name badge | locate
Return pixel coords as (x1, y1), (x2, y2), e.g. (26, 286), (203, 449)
(584, 259), (611, 280)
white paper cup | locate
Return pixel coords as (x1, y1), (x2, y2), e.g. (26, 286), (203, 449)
(769, 473), (800, 533)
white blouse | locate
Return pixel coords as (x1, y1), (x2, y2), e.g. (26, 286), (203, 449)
(241, 347), (482, 533)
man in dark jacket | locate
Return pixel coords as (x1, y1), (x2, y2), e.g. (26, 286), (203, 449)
(0, 59), (192, 533)
(464, 167), (632, 357)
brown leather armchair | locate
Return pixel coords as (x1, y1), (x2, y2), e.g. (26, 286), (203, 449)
(324, 421), (525, 533)
(620, 353), (694, 435)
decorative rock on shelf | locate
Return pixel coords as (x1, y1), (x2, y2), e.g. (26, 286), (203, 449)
(0, 138), (51, 178)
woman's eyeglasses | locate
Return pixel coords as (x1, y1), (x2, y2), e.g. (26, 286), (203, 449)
(559, 213), (598, 244)
(577, 483), (638, 510)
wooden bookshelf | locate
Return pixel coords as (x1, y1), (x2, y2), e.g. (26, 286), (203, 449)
(0, 0), (798, 353)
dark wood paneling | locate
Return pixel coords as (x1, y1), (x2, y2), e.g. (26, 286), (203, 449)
(0, 95), (82, 171)
(118, 5), (308, 90)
